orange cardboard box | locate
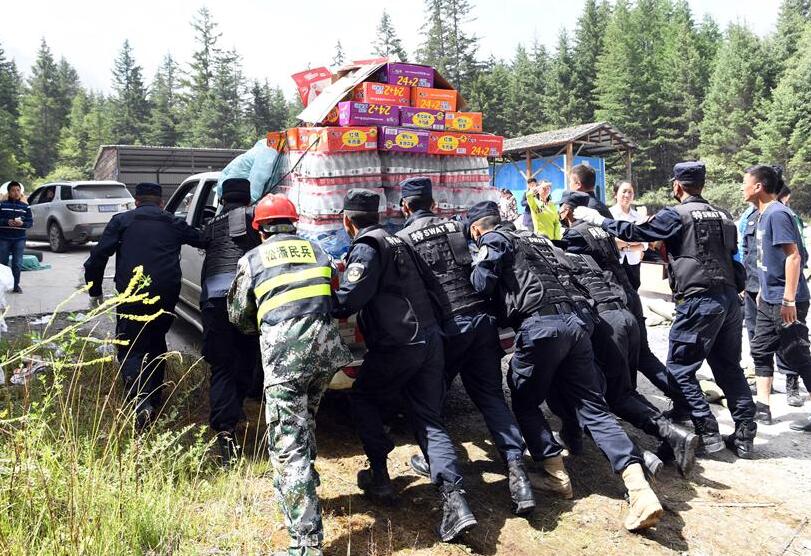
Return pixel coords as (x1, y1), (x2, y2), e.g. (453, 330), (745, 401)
(428, 131), (503, 157)
(445, 112), (483, 132)
(267, 129), (300, 151)
(295, 126), (378, 153)
(412, 87), (458, 112)
(353, 82), (411, 106)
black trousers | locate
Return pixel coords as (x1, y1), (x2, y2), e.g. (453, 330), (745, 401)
(443, 313), (525, 463)
(351, 328), (463, 486)
(202, 297), (261, 432)
(751, 300), (811, 391)
(509, 312), (641, 473)
(116, 288), (179, 407)
(743, 291), (795, 377)
(622, 260), (641, 291)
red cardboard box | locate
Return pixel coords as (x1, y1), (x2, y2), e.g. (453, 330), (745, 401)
(267, 129), (300, 151)
(428, 131), (504, 157)
(445, 112), (483, 132)
(353, 82), (411, 106)
(294, 127), (379, 153)
(412, 87), (457, 112)
(320, 105), (340, 126)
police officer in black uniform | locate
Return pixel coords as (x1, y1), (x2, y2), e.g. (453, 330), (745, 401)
(575, 162), (757, 459)
(200, 178), (261, 465)
(395, 176), (534, 516)
(559, 191), (681, 404)
(467, 201), (663, 532)
(569, 164), (612, 219)
(332, 189), (477, 543)
(84, 182), (206, 430)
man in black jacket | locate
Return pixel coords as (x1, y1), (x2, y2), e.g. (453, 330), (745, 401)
(84, 182), (205, 430)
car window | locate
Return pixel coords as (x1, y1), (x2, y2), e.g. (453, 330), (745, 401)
(32, 186), (55, 205)
(72, 185), (133, 200)
(27, 189), (42, 205)
(166, 181), (198, 221)
(193, 180), (220, 228)
(60, 185), (73, 200)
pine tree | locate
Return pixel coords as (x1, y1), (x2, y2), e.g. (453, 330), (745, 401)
(417, 0), (449, 77)
(0, 42), (22, 179)
(571, 0), (611, 122)
(757, 24), (811, 209)
(207, 49), (247, 148)
(85, 93), (114, 157)
(772, 0), (811, 76)
(332, 41), (345, 68)
(110, 40), (150, 144)
(504, 45), (543, 136)
(183, 7), (221, 146)
(373, 10), (408, 61)
(146, 54), (180, 146)
(55, 58), (80, 124)
(467, 57), (510, 136)
(545, 31), (582, 129)
(19, 40), (64, 176)
(442, 0), (480, 93)
(699, 24), (770, 182)
(57, 90), (91, 170)
(248, 81), (290, 137)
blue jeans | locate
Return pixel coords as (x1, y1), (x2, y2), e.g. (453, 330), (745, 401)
(0, 237), (25, 288)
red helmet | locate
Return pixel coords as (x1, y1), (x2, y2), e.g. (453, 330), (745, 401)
(253, 194), (299, 230)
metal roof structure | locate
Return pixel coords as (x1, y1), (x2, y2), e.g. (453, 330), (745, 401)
(500, 122), (636, 181)
(93, 145), (244, 200)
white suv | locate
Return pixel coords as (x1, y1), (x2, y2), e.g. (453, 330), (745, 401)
(26, 181), (134, 252)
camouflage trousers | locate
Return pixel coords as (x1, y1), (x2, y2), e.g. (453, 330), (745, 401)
(261, 315), (352, 552)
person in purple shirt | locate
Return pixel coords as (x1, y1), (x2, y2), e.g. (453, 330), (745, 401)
(743, 165), (811, 432)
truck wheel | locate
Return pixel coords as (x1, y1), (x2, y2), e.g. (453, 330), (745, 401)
(48, 222), (69, 253)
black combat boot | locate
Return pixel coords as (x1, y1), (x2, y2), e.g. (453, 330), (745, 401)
(507, 460), (535, 515)
(662, 404), (692, 425)
(409, 453), (430, 478)
(754, 401), (772, 425)
(216, 430), (239, 469)
(654, 416), (699, 477)
(437, 482), (477, 542)
(786, 374), (804, 407)
(694, 418), (724, 454)
(724, 421), (756, 459)
(357, 462), (396, 503)
(642, 450), (663, 480)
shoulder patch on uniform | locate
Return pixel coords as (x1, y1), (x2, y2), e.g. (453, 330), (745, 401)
(346, 262), (366, 283)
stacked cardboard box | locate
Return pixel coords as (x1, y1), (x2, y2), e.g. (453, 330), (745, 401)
(267, 60), (502, 257)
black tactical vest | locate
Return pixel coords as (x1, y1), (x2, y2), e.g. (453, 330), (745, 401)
(203, 206), (260, 280)
(244, 232), (333, 326)
(492, 228), (573, 326)
(742, 209), (760, 293)
(565, 252), (627, 309)
(398, 214), (486, 319)
(353, 226), (437, 349)
(571, 221), (632, 291)
(669, 197), (737, 298)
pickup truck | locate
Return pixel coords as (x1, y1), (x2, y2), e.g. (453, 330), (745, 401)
(165, 171), (513, 390)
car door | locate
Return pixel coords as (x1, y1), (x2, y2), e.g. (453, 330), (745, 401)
(27, 187), (52, 239)
(166, 178), (204, 309)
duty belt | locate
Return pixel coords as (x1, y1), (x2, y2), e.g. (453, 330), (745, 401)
(596, 301), (624, 312)
(534, 302), (575, 317)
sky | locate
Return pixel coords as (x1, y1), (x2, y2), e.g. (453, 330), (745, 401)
(2, 0), (783, 96)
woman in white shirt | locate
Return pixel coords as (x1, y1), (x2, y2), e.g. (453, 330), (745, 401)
(610, 180), (648, 290)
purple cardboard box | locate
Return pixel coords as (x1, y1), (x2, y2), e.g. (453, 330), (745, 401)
(338, 101), (400, 127)
(399, 106), (446, 131)
(378, 126), (430, 153)
(377, 63), (435, 88)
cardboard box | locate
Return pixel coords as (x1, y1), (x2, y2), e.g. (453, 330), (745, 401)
(338, 101), (400, 127)
(376, 63), (435, 88)
(378, 126), (430, 153)
(291, 67), (333, 107)
(445, 111), (483, 132)
(428, 131), (504, 157)
(399, 107), (446, 131)
(294, 127), (379, 153)
(320, 106), (340, 126)
(267, 129), (299, 151)
(353, 82), (411, 106)
(412, 87), (457, 112)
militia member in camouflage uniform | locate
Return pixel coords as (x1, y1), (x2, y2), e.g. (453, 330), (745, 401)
(228, 194), (351, 556)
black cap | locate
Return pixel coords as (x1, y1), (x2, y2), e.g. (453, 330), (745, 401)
(343, 189), (380, 213)
(400, 176), (432, 200)
(135, 182), (162, 197)
(558, 191), (591, 209)
(222, 178), (251, 204)
(670, 162), (705, 186)
(467, 201), (500, 224)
